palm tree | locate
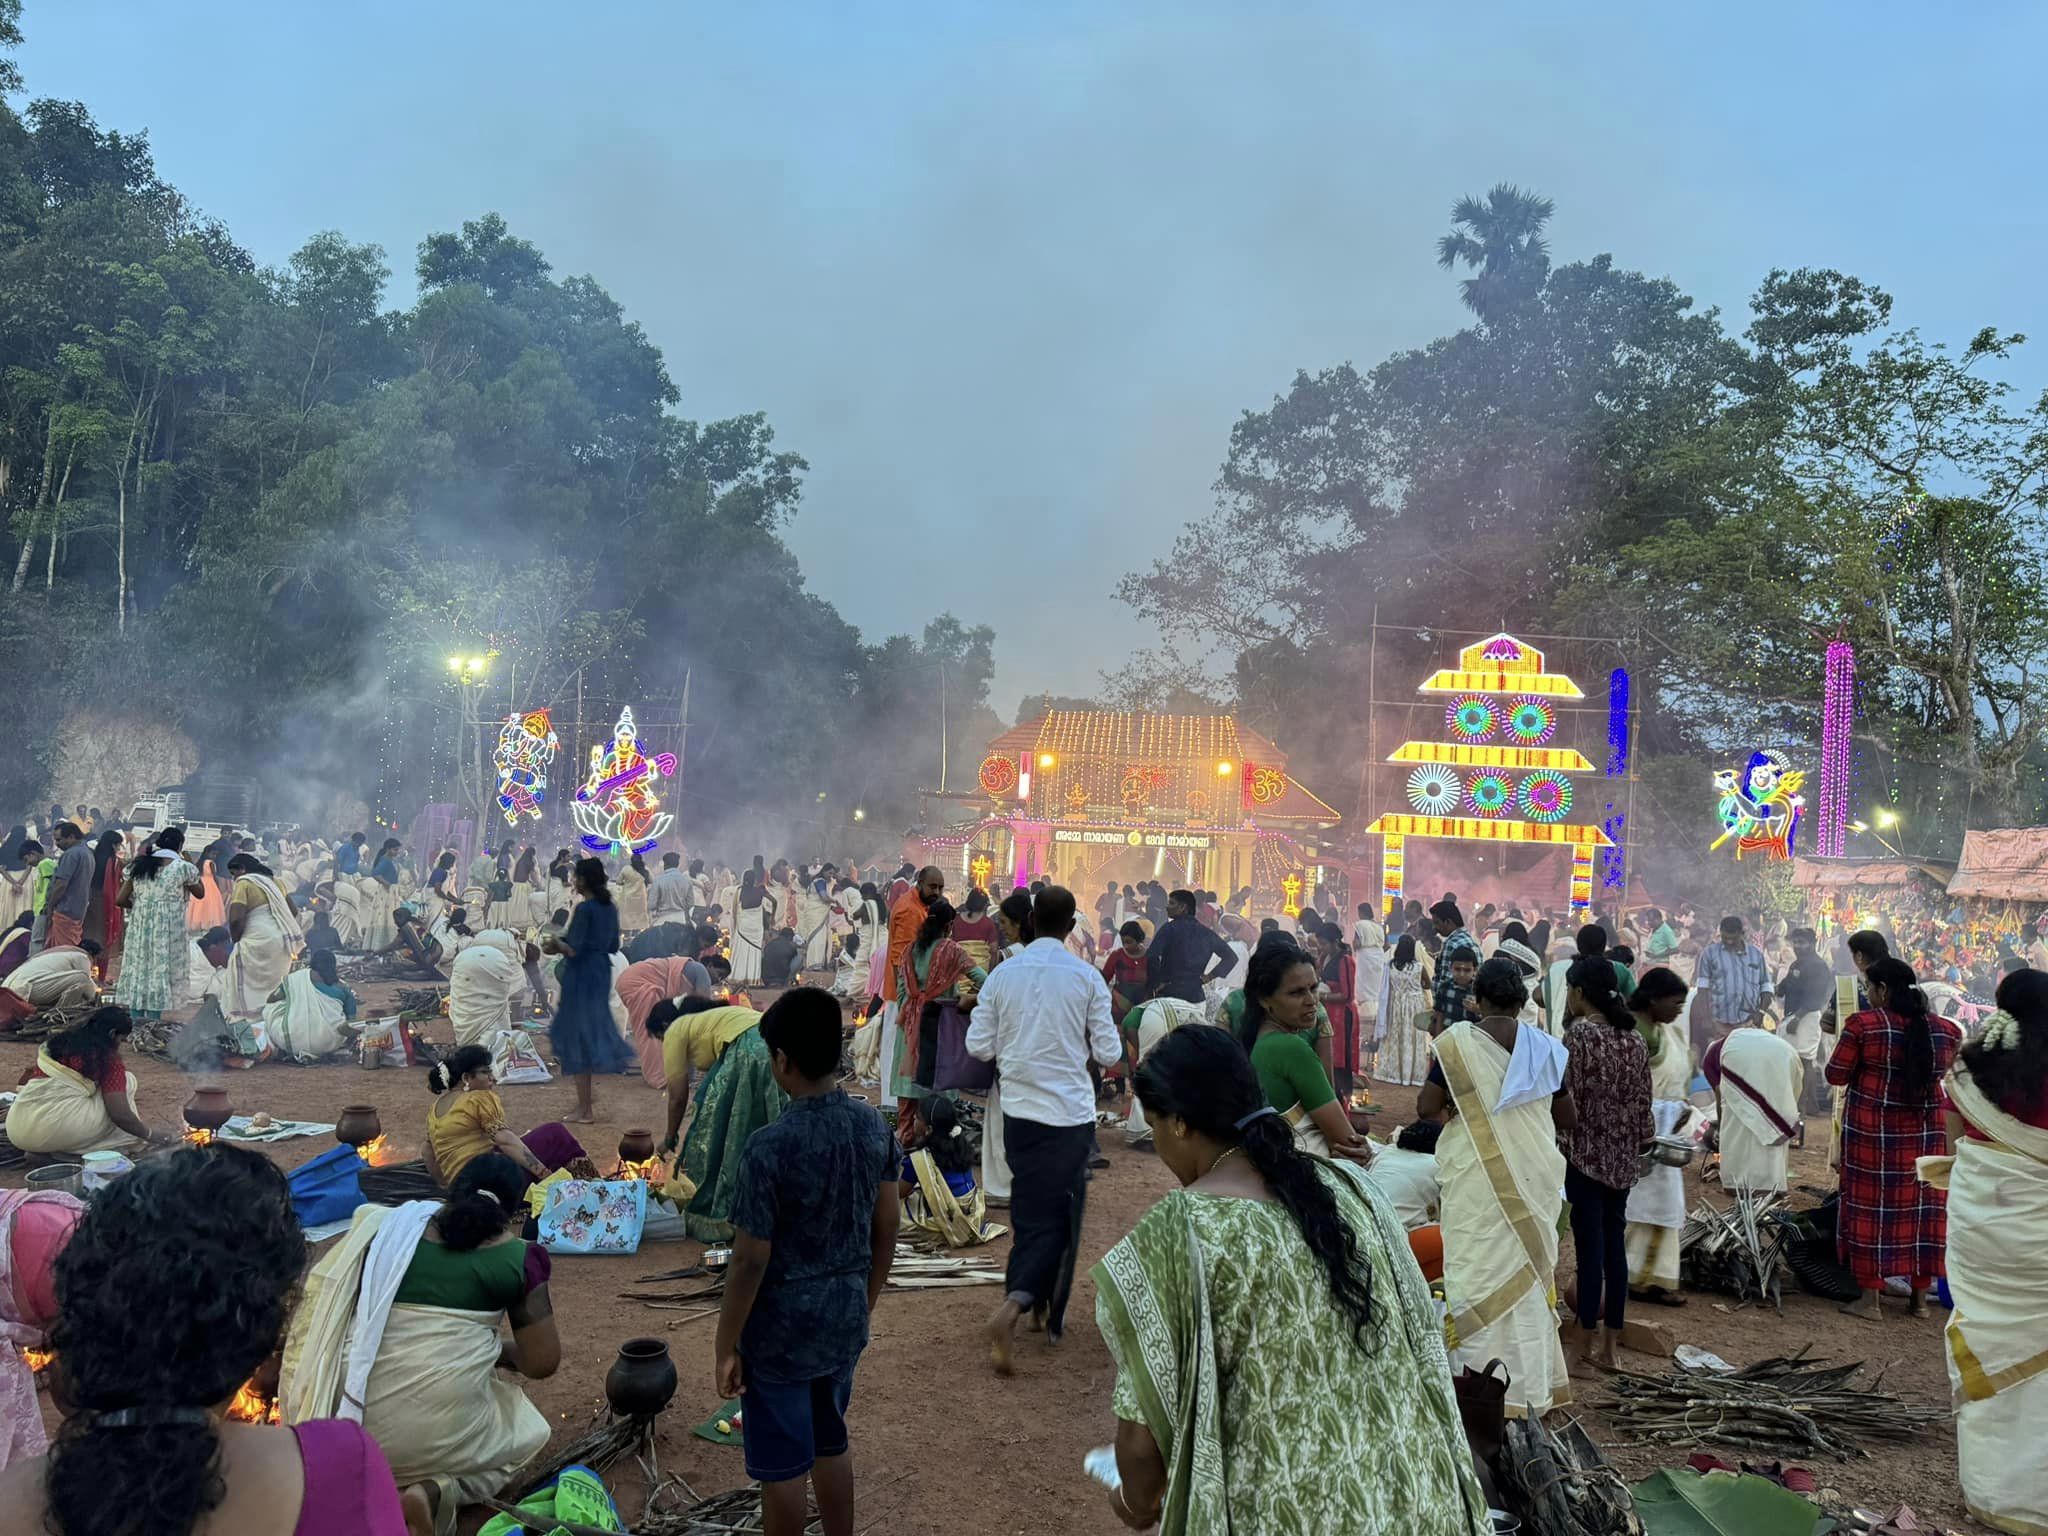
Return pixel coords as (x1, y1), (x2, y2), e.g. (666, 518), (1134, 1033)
(1435, 183), (1556, 323)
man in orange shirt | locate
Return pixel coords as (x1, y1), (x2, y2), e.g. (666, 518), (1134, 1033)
(879, 865), (944, 1114)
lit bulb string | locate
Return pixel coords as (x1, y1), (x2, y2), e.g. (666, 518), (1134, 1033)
(1600, 667), (1629, 891)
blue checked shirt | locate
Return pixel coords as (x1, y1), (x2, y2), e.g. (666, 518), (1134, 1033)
(1695, 939), (1773, 1026)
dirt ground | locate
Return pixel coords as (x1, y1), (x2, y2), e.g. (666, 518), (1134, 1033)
(2, 982), (1979, 1534)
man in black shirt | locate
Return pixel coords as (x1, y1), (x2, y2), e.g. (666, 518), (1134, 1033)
(762, 924), (801, 987)
(1778, 926), (1834, 1111)
(1144, 889), (1237, 1004)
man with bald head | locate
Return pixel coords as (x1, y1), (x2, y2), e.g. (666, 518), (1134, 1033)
(878, 864), (945, 1115)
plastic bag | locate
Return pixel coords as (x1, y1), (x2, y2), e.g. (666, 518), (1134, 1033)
(537, 1178), (647, 1256)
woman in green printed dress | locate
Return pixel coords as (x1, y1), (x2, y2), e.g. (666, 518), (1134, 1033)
(112, 828), (206, 1019)
(1094, 1026), (1488, 1536)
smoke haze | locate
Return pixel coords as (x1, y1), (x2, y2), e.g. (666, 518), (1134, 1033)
(19, 2), (2045, 713)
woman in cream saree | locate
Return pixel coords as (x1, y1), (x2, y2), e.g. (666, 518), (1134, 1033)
(224, 858), (305, 1020)
(1421, 997), (1573, 1418)
(1938, 999), (2048, 1536)
(282, 1176), (552, 1536)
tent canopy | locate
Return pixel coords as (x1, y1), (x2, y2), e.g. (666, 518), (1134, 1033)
(1947, 828), (2048, 901)
(1792, 857), (1955, 892)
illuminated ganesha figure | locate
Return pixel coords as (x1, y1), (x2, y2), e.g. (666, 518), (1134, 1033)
(1711, 748), (1804, 861)
(572, 706), (677, 855)
(493, 709), (560, 825)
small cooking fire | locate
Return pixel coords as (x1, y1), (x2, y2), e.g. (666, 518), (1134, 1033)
(355, 1134), (402, 1166)
(615, 1156), (666, 1182)
(183, 1127), (215, 1147)
(22, 1347), (52, 1375)
(226, 1377), (281, 1424)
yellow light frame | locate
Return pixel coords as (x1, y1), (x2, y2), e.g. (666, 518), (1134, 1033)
(1364, 813), (1615, 848)
(1418, 669), (1584, 699)
(1387, 741), (1594, 772)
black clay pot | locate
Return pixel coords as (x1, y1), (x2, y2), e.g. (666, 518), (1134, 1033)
(605, 1336), (678, 1418)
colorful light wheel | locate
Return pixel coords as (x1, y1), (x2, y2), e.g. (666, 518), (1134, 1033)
(1446, 695), (1497, 741)
(1517, 773), (1572, 823)
(1407, 767), (1462, 815)
(1466, 773), (1511, 818)
(1506, 696), (1557, 745)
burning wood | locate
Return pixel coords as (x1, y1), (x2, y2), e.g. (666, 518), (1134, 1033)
(355, 1134), (403, 1167)
(182, 1127), (215, 1147)
(22, 1347), (52, 1375)
(616, 1156), (666, 1182)
(226, 1377), (282, 1424)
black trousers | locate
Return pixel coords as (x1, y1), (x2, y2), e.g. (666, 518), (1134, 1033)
(1566, 1164), (1630, 1330)
(1002, 1115), (1095, 1335)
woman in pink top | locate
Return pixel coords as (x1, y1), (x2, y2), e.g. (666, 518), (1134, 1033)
(0, 1143), (408, 1536)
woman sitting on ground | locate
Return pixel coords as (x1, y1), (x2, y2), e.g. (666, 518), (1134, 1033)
(0, 1187), (85, 1473)
(251, 948), (359, 1062)
(1234, 946), (1372, 1162)
(6, 1006), (174, 1156)
(283, 1153), (556, 1536)
(1094, 1027), (1489, 1535)
(2, 1143), (410, 1534)
(421, 1045), (589, 1190)
(645, 996), (787, 1241)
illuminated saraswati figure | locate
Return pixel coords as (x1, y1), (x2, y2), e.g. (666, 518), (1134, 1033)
(493, 708), (560, 825)
(1711, 749), (1804, 861)
(571, 706), (677, 855)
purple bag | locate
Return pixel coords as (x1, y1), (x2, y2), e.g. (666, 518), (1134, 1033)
(931, 1000), (994, 1093)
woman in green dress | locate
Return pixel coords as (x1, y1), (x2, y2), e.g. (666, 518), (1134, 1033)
(647, 996), (789, 1241)
(1234, 944), (1372, 1162)
(1095, 1026), (1489, 1536)
(112, 828), (206, 1019)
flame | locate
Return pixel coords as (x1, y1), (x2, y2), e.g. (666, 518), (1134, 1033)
(182, 1127), (215, 1147)
(226, 1377), (281, 1424)
(355, 1134), (402, 1167)
(22, 1347), (52, 1374)
(616, 1156), (665, 1182)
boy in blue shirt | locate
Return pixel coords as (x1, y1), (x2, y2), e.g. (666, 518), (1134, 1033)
(717, 987), (899, 1535)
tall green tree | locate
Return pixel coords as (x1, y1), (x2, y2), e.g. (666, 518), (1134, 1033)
(1435, 183), (1555, 322)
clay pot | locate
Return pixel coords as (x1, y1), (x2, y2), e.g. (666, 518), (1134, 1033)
(617, 1127), (656, 1164)
(335, 1105), (382, 1148)
(183, 1086), (233, 1133)
(604, 1337), (678, 1418)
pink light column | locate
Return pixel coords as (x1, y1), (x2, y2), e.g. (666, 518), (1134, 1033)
(1817, 641), (1855, 857)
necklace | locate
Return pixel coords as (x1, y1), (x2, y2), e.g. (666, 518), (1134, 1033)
(1203, 1145), (1244, 1180)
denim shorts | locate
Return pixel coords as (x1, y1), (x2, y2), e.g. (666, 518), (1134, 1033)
(741, 1362), (857, 1483)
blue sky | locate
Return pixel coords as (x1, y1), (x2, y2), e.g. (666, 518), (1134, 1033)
(16, 2), (2044, 712)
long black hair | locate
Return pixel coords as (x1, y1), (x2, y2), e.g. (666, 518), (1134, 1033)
(1866, 955), (1936, 1096)
(574, 854), (612, 904)
(1391, 933), (1418, 969)
(128, 825), (186, 883)
(997, 889), (1035, 946)
(90, 829), (123, 885)
(438, 1151), (528, 1251)
(916, 897), (957, 950)
(916, 1093), (977, 1175)
(47, 1006), (133, 1086)
(47, 1144), (304, 1536)
(1237, 941), (1314, 1053)
(1566, 955), (1633, 1031)
(1963, 968), (2048, 1119)
(1136, 1027), (1379, 1349)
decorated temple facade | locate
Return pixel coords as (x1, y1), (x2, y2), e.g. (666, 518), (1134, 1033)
(919, 711), (1342, 911)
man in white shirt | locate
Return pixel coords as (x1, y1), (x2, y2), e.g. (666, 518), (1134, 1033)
(647, 853), (692, 922)
(181, 926), (233, 1013)
(966, 885), (1121, 1367)
(1364, 1120), (1442, 1230)
(0, 940), (99, 1025)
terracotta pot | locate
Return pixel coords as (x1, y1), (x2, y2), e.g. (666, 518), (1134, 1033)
(617, 1128), (656, 1164)
(183, 1085), (233, 1133)
(604, 1337), (678, 1418)
(335, 1105), (382, 1148)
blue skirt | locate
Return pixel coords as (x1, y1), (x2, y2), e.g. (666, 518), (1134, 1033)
(551, 956), (632, 1076)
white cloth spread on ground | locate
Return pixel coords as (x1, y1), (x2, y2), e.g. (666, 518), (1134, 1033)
(448, 932), (525, 1048)
(1435, 1021), (1571, 1416)
(1715, 1026), (1801, 1194)
(1941, 1064), (2048, 1535)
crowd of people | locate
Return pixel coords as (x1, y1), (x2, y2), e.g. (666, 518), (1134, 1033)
(2, 805), (2046, 1535)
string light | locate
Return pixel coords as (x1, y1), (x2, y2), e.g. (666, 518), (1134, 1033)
(571, 706), (676, 855)
(493, 708), (559, 826)
(1388, 742), (1594, 772)
(1817, 641), (1855, 858)
(1600, 667), (1629, 892)
(1505, 698), (1558, 745)
(1408, 767), (1462, 815)
(1710, 749), (1804, 861)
